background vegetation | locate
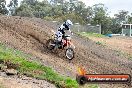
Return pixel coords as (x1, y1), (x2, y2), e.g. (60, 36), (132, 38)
(1, 0), (132, 34)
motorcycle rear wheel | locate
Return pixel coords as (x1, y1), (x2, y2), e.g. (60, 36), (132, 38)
(46, 39), (55, 50)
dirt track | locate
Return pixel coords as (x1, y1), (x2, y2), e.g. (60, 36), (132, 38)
(0, 15), (132, 88)
(89, 36), (132, 54)
(0, 71), (56, 88)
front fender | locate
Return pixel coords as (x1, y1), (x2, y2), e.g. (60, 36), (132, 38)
(67, 42), (75, 49)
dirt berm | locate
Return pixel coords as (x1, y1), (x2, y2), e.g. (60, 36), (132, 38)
(0, 15), (132, 88)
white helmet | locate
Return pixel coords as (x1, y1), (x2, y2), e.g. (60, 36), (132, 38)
(65, 20), (73, 27)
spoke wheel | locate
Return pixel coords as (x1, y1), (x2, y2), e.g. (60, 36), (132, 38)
(65, 48), (74, 60)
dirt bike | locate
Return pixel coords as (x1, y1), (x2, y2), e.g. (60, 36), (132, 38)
(46, 35), (75, 60)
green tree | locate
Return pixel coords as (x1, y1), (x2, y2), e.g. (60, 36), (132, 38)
(19, 0), (52, 18)
(33, 1), (52, 18)
(92, 4), (108, 24)
(50, 0), (65, 5)
(111, 10), (129, 34)
(8, 0), (18, 15)
(21, 0), (38, 5)
(114, 10), (129, 24)
(0, 0), (8, 15)
(15, 3), (34, 17)
(91, 3), (112, 34)
(128, 14), (132, 24)
(110, 18), (122, 34)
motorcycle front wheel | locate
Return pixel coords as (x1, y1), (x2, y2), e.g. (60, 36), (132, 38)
(65, 48), (74, 60)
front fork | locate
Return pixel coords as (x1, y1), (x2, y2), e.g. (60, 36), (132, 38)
(66, 41), (75, 49)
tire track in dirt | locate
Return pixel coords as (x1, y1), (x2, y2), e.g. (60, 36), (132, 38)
(72, 35), (132, 74)
(0, 72), (56, 88)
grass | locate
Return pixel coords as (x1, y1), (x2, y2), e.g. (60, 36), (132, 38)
(0, 82), (5, 88)
(77, 32), (105, 38)
(0, 43), (79, 88)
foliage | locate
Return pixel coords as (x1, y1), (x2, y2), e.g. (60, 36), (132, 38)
(77, 32), (105, 38)
(114, 10), (129, 24)
(91, 3), (112, 34)
(110, 10), (129, 34)
(14, 0), (89, 23)
(15, 3), (34, 17)
(2, 0), (132, 34)
(0, 0), (8, 15)
(8, 0), (18, 15)
(110, 18), (122, 34)
(9, 0), (129, 34)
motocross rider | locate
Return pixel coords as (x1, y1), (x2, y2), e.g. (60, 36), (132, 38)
(55, 19), (73, 48)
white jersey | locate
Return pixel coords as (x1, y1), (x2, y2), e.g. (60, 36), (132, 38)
(55, 22), (72, 41)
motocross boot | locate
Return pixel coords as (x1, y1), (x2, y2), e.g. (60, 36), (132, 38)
(58, 41), (63, 49)
(54, 40), (61, 49)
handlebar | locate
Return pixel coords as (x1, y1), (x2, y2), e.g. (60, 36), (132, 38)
(64, 35), (70, 37)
